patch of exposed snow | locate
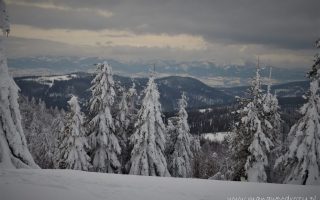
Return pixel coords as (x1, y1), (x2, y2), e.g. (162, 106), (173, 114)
(22, 74), (78, 88)
(198, 108), (212, 113)
(201, 132), (232, 143)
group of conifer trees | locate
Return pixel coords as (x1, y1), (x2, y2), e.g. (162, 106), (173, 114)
(230, 40), (320, 185)
(53, 62), (200, 178)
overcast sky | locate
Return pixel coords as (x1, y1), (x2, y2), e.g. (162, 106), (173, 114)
(4, 0), (320, 68)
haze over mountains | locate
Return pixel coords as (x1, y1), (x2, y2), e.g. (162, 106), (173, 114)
(8, 56), (309, 112)
(15, 72), (308, 112)
(8, 56), (307, 87)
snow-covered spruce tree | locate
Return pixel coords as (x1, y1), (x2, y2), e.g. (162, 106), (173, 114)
(127, 82), (138, 114)
(21, 98), (56, 168)
(0, 0), (38, 169)
(230, 65), (273, 182)
(165, 117), (177, 157)
(191, 133), (202, 178)
(308, 39), (320, 79)
(126, 82), (138, 134)
(167, 93), (194, 177)
(114, 89), (131, 172)
(129, 76), (170, 176)
(56, 96), (91, 170)
(262, 68), (283, 182)
(114, 82), (138, 173)
(115, 90), (130, 143)
(275, 40), (320, 185)
(52, 108), (65, 169)
(263, 69), (282, 144)
(88, 62), (121, 173)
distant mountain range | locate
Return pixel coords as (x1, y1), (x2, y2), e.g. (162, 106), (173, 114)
(14, 72), (309, 112)
(8, 56), (308, 87)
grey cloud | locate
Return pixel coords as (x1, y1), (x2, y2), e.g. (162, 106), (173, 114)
(8, 4), (113, 30)
(7, 0), (320, 50)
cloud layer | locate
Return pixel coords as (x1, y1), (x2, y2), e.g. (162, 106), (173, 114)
(5, 0), (320, 68)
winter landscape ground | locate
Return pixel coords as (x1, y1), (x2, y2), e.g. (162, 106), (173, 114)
(1, 169), (319, 200)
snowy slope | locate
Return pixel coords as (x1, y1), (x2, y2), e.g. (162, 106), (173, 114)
(0, 169), (318, 200)
(23, 74), (78, 88)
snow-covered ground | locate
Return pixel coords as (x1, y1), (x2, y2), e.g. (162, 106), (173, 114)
(0, 169), (318, 200)
(202, 132), (232, 143)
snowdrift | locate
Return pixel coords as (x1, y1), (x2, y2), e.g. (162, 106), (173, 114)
(0, 169), (318, 200)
